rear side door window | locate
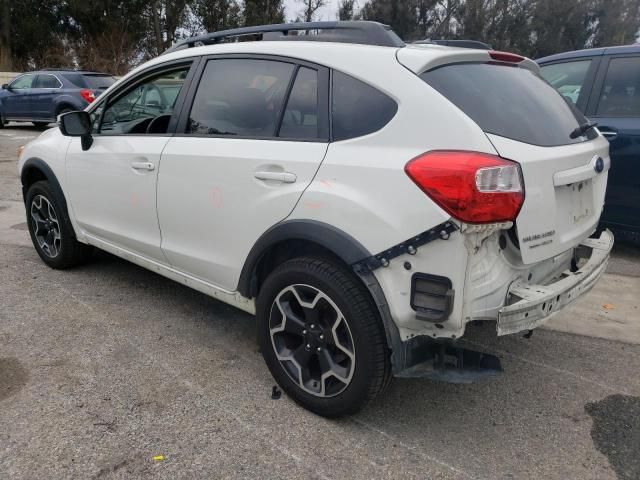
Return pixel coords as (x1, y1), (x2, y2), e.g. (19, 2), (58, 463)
(331, 71), (397, 141)
(34, 74), (61, 89)
(595, 56), (640, 117)
(187, 59), (294, 137)
(539, 59), (594, 111)
(279, 67), (319, 139)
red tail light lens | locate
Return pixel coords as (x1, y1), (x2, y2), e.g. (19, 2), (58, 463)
(489, 50), (525, 63)
(405, 151), (524, 223)
(80, 89), (96, 103)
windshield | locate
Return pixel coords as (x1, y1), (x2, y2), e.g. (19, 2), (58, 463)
(421, 63), (594, 147)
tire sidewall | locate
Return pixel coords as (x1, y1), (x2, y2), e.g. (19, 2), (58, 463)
(257, 259), (385, 416)
(25, 181), (76, 268)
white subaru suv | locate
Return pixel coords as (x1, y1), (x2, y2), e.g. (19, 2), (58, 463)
(17, 21), (614, 417)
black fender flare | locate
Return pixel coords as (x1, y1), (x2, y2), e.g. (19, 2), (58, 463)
(21, 157), (69, 213)
(238, 219), (404, 371)
(237, 219), (372, 298)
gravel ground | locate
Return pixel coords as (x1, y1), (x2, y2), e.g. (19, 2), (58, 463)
(1, 124), (639, 479)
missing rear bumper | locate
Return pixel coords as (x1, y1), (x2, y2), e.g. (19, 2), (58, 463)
(497, 229), (614, 336)
(394, 337), (502, 383)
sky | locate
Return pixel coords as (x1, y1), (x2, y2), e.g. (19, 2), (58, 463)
(283, 0), (341, 21)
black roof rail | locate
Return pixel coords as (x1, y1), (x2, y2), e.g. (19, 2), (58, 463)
(163, 21), (405, 55)
(414, 39), (492, 50)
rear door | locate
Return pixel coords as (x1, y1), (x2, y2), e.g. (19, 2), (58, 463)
(3, 74), (35, 118)
(32, 74), (62, 120)
(421, 60), (610, 263)
(157, 56), (329, 291)
(586, 54), (640, 231)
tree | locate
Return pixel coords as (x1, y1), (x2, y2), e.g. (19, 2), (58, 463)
(243, 0), (285, 26)
(0, 0), (10, 70)
(590, 0), (640, 47)
(192, 0), (242, 32)
(338, 0), (358, 20)
(298, 0), (327, 21)
(360, 0), (419, 39)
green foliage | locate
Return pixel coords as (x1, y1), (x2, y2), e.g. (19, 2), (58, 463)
(1, 0), (638, 73)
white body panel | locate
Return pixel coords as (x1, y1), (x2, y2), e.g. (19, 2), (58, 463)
(17, 38), (612, 348)
(65, 135), (169, 262)
(488, 133), (610, 264)
(157, 138), (328, 291)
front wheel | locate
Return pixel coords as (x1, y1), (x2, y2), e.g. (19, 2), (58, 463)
(25, 181), (92, 268)
(257, 256), (391, 417)
(32, 121), (50, 128)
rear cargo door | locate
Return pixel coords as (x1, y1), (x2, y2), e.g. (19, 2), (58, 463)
(487, 134), (609, 263)
(420, 60), (610, 263)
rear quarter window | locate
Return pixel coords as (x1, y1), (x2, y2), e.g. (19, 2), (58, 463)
(83, 75), (117, 89)
(332, 71), (397, 141)
(421, 63), (590, 147)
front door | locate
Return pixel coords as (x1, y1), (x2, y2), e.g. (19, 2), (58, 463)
(589, 55), (640, 231)
(158, 57), (330, 291)
(4, 74), (35, 119)
(65, 63), (195, 262)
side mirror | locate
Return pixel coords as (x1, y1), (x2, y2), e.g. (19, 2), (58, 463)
(1, 84), (8, 90)
(58, 111), (93, 151)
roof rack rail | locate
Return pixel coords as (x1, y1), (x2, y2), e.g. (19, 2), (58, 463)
(413, 39), (492, 50)
(163, 21), (405, 55)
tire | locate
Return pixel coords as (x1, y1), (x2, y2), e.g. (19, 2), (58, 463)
(32, 121), (49, 128)
(25, 180), (92, 269)
(257, 256), (391, 417)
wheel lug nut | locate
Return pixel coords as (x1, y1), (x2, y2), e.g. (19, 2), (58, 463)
(306, 344), (311, 350)
(319, 334), (324, 340)
(316, 347), (321, 352)
(310, 324), (315, 329)
(302, 330), (307, 335)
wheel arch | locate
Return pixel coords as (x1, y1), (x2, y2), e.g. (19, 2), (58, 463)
(237, 220), (371, 299)
(238, 220), (405, 371)
(20, 158), (70, 217)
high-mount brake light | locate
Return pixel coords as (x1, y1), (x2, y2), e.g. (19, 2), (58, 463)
(488, 51), (525, 63)
(80, 89), (96, 103)
(405, 151), (524, 224)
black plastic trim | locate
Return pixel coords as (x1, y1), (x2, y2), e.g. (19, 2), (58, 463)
(163, 21), (404, 54)
(21, 158), (64, 205)
(237, 219), (371, 298)
(353, 221), (457, 273)
(410, 273), (454, 322)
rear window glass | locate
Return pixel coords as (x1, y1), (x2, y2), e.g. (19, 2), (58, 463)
(421, 63), (589, 147)
(332, 71), (397, 141)
(83, 75), (117, 89)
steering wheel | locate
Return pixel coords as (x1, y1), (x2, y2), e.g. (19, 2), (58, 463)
(146, 114), (172, 134)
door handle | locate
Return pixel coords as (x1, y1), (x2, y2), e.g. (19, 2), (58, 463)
(254, 171), (297, 183)
(131, 161), (155, 171)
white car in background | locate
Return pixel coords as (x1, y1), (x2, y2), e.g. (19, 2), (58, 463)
(17, 21), (613, 417)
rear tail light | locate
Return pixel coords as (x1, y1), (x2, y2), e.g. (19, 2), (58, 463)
(488, 50), (525, 63)
(405, 151), (524, 223)
(80, 89), (96, 103)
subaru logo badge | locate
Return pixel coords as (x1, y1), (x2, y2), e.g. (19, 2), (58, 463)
(594, 157), (605, 173)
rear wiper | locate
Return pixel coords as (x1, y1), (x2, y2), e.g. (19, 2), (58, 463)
(570, 121), (598, 139)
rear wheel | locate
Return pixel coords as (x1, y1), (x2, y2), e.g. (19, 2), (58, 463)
(257, 256), (391, 417)
(25, 181), (92, 269)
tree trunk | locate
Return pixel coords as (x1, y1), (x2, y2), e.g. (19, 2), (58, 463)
(0, 0), (12, 71)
